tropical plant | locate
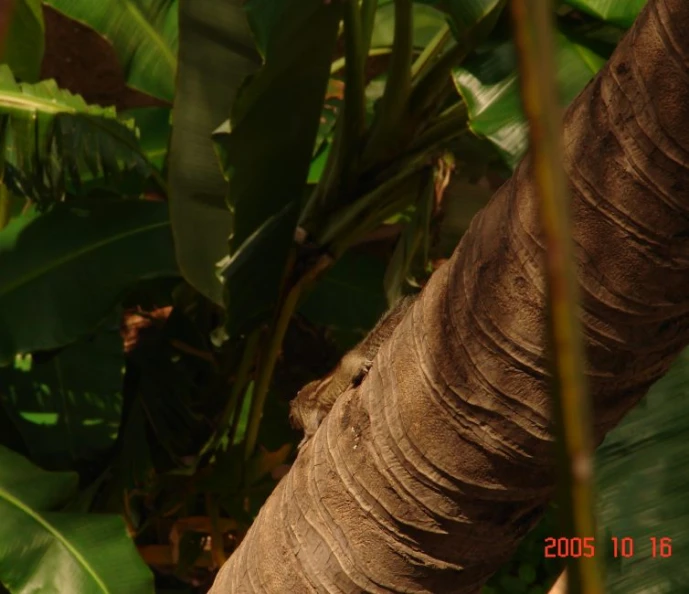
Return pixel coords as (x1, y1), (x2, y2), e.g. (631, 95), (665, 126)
(2, 0), (688, 593)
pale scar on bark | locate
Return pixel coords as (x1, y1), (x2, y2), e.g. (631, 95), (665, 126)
(289, 295), (416, 448)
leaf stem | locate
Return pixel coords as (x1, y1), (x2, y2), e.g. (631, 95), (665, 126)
(243, 255), (333, 460)
(0, 184), (9, 230)
(361, 0), (379, 58)
(409, 42), (468, 117)
(361, 0), (413, 168)
(511, 0), (601, 592)
(330, 47), (390, 74)
(407, 102), (468, 154)
(409, 0), (507, 119)
(199, 330), (260, 461)
(302, 0), (371, 227)
(319, 151), (430, 247)
(411, 23), (451, 81)
(340, 0), (367, 190)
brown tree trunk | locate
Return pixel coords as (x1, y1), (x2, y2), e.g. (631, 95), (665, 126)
(210, 0), (689, 591)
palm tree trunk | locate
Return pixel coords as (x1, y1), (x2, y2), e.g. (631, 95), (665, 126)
(210, 0), (689, 591)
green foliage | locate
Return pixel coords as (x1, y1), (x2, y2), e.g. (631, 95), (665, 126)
(0, 198), (178, 364)
(0, 65), (155, 205)
(167, 0), (260, 305)
(44, 0), (178, 101)
(299, 250), (391, 348)
(0, 445), (153, 593)
(370, 1), (447, 50)
(483, 503), (563, 594)
(3, 0), (44, 82)
(213, 0), (344, 335)
(0, 327), (123, 470)
(596, 349), (689, 593)
(565, 0), (645, 28)
(453, 29), (608, 169)
(0, 1), (682, 592)
(127, 107), (171, 172)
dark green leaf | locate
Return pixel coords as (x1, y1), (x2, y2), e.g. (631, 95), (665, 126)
(3, 0), (44, 82)
(168, 0), (260, 305)
(214, 0), (343, 335)
(0, 326), (123, 471)
(371, 1), (447, 50)
(0, 445), (153, 594)
(125, 107), (172, 171)
(596, 348), (689, 593)
(0, 199), (178, 364)
(564, 0), (646, 29)
(299, 251), (389, 350)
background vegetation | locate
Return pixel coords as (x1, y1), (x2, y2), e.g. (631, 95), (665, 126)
(0, 0), (685, 593)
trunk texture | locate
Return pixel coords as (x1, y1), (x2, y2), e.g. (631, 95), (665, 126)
(210, 0), (689, 591)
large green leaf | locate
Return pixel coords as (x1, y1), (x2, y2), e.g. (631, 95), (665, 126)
(3, 0), (44, 82)
(596, 348), (689, 592)
(0, 65), (154, 205)
(564, 0), (646, 29)
(0, 445), (153, 594)
(411, 0), (506, 44)
(44, 0), (178, 101)
(0, 326), (123, 471)
(167, 0), (260, 305)
(125, 107), (171, 172)
(298, 251), (389, 351)
(214, 0), (343, 334)
(440, 0), (506, 39)
(0, 198), (179, 365)
(371, 1), (447, 50)
(453, 31), (608, 169)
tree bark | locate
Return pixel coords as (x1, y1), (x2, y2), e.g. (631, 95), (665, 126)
(210, 0), (689, 591)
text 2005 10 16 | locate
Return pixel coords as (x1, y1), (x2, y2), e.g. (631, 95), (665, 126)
(544, 536), (673, 559)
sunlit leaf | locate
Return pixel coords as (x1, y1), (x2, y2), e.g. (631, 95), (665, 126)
(453, 32), (607, 168)
(564, 0), (646, 29)
(44, 0), (178, 101)
(0, 445), (153, 594)
(0, 65), (154, 205)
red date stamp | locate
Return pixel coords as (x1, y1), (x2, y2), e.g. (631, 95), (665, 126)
(544, 537), (673, 558)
